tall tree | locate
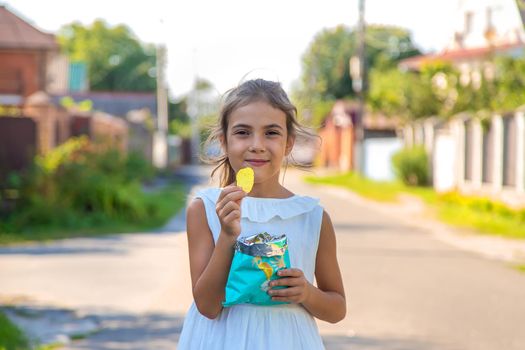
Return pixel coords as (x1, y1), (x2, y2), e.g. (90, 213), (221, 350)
(58, 20), (156, 92)
(295, 24), (420, 102)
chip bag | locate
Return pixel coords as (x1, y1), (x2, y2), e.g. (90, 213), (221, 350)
(223, 232), (291, 307)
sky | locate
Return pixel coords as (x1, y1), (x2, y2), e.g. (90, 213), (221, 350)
(4, 0), (473, 99)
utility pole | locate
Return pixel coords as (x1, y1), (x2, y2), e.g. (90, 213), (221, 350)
(189, 49), (201, 165)
(153, 44), (168, 169)
(351, 0), (366, 173)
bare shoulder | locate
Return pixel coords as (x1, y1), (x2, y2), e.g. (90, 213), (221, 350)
(316, 210), (337, 258)
(186, 197), (211, 235)
(320, 209), (335, 235)
(322, 209), (332, 223)
(186, 197), (206, 220)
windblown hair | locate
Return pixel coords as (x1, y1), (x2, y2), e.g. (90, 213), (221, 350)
(201, 79), (317, 187)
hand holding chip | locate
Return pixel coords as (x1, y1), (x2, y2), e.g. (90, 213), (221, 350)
(216, 167), (254, 238)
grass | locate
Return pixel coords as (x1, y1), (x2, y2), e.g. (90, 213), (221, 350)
(435, 202), (525, 240)
(305, 171), (525, 240)
(0, 311), (30, 350)
(305, 172), (409, 202)
(514, 265), (525, 273)
(0, 181), (187, 246)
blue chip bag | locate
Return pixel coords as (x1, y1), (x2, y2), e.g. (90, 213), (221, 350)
(223, 232), (291, 307)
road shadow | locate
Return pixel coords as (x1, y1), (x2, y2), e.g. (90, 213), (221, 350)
(323, 334), (460, 350)
(0, 244), (125, 256)
(65, 310), (184, 350)
(2, 303), (462, 350)
(0, 233), (155, 256)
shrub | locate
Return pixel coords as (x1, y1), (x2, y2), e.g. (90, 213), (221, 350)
(0, 311), (30, 350)
(2, 137), (157, 233)
(391, 146), (430, 186)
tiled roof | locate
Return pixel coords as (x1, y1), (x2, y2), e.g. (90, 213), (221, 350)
(399, 42), (525, 70)
(0, 5), (58, 50)
(363, 112), (402, 130)
(321, 100), (401, 130)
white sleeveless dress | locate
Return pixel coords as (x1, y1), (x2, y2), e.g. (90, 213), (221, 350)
(177, 187), (326, 349)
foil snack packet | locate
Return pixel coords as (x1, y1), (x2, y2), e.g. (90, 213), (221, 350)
(223, 232), (291, 307)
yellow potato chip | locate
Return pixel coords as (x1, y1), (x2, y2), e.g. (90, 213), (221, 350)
(236, 167), (254, 193)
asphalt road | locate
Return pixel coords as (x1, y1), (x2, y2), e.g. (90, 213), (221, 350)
(1, 165), (524, 350)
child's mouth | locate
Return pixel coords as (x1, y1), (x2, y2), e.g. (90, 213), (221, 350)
(246, 159), (269, 167)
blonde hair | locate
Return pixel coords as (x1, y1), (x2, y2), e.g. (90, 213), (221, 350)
(201, 79), (317, 187)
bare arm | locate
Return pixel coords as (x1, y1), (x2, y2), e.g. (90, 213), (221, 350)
(186, 186), (246, 319)
(269, 210), (346, 323)
(302, 210), (346, 322)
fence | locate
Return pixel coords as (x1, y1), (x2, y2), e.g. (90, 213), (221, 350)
(0, 92), (129, 186)
(0, 116), (36, 183)
(405, 110), (525, 208)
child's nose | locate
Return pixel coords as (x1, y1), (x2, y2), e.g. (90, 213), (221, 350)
(249, 135), (266, 152)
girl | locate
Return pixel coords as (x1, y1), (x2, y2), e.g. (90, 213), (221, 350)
(178, 79), (346, 349)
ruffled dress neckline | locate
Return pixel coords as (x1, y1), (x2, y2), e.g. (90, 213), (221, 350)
(241, 193), (319, 223)
(197, 188), (320, 223)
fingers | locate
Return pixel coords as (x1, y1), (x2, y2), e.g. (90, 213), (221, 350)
(222, 208), (241, 224)
(276, 268), (303, 278)
(217, 185), (244, 203)
(269, 286), (301, 297)
(268, 268), (308, 303)
(216, 186), (245, 237)
(216, 187), (246, 214)
(217, 201), (241, 219)
(269, 277), (303, 288)
(269, 286), (307, 303)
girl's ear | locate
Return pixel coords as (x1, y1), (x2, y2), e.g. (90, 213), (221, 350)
(285, 135), (295, 156)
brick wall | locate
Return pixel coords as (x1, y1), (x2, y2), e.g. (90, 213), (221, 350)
(0, 50), (45, 96)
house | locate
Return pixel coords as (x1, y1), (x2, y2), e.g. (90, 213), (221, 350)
(318, 100), (402, 181)
(402, 0), (525, 207)
(406, 110), (525, 208)
(0, 6), (130, 182)
(399, 0), (525, 79)
(50, 91), (160, 164)
(51, 92), (157, 118)
(0, 5), (71, 177)
(0, 5), (66, 102)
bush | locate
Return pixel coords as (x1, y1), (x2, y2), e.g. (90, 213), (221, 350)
(0, 311), (30, 350)
(391, 146), (430, 186)
(1, 137), (158, 233)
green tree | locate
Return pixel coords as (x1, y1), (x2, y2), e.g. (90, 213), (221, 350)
(293, 24), (420, 128)
(492, 56), (525, 111)
(58, 20), (156, 92)
(369, 61), (468, 120)
(170, 78), (218, 139)
(169, 97), (191, 138)
(368, 68), (408, 117)
(296, 24), (420, 102)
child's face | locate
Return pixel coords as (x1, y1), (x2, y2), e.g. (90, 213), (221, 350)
(224, 100), (294, 186)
